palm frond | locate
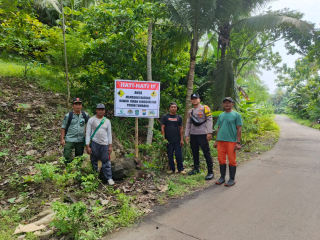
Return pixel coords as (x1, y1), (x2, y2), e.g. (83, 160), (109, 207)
(164, 0), (218, 34)
(207, 59), (238, 110)
(201, 33), (218, 62)
(233, 14), (313, 34)
(47, 0), (61, 14)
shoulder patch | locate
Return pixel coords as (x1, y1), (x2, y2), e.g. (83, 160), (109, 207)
(204, 105), (211, 116)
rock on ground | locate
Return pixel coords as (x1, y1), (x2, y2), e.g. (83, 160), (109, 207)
(111, 157), (136, 180)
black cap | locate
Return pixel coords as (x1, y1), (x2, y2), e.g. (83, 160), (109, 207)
(96, 103), (105, 109)
(223, 97), (234, 103)
(191, 93), (200, 99)
(169, 102), (179, 110)
(72, 98), (82, 104)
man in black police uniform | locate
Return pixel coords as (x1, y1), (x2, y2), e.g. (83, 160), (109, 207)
(185, 93), (214, 180)
(161, 102), (186, 174)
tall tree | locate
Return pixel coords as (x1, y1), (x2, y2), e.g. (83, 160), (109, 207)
(164, 0), (217, 126)
(208, 7), (313, 110)
(146, 20), (154, 144)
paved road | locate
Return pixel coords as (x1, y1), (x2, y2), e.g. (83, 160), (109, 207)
(106, 116), (320, 240)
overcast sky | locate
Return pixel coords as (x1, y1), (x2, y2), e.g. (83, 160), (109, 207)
(258, 0), (319, 93)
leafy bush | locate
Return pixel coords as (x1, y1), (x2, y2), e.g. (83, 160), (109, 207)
(51, 201), (88, 238)
(239, 102), (279, 143)
(138, 129), (168, 171)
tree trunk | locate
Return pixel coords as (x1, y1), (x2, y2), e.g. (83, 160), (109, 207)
(183, 57), (196, 127)
(146, 20), (154, 144)
(218, 23), (231, 61)
(61, 0), (70, 106)
(183, 32), (198, 127)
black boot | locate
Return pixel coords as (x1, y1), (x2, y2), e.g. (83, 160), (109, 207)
(205, 167), (214, 180)
(225, 165), (236, 187)
(215, 164), (226, 185)
(188, 165), (200, 175)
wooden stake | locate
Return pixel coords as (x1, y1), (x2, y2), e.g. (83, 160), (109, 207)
(135, 117), (139, 157)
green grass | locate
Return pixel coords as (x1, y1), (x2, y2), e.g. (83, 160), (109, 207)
(0, 207), (39, 240)
(166, 173), (207, 197)
(285, 114), (320, 130)
(0, 59), (66, 93)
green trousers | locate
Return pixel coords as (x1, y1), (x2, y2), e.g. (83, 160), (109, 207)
(63, 141), (84, 164)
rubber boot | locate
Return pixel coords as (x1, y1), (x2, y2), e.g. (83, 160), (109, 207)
(188, 165), (200, 175)
(205, 167), (214, 180)
(215, 164), (226, 185)
(225, 165), (236, 187)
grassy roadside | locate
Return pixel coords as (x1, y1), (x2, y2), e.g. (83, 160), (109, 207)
(0, 127), (280, 240)
(0, 72), (280, 239)
(283, 114), (320, 130)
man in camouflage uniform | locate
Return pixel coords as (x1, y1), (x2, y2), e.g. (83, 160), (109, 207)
(185, 93), (214, 180)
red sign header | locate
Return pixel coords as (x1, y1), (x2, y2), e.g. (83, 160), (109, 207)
(116, 81), (159, 90)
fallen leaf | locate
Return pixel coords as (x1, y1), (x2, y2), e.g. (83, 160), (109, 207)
(16, 196), (24, 203)
(8, 198), (16, 203)
(160, 185), (168, 193)
(18, 205), (29, 214)
(143, 209), (153, 214)
(100, 199), (109, 206)
(13, 223), (46, 235)
(25, 123), (31, 130)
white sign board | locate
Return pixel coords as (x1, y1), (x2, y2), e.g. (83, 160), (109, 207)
(114, 80), (160, 118)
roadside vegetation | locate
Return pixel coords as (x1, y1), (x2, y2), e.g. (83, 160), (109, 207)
(0, 0), (316, 239)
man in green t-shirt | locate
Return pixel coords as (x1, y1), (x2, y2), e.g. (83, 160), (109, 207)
(214, 97), (242, 186)
(60, 98), (89, 165)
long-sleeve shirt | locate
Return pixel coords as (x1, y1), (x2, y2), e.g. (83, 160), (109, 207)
(185, 104), (213, 137)
(86, 116), (112, 146)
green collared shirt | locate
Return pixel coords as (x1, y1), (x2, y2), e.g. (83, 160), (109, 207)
(61, 112), (89, 143)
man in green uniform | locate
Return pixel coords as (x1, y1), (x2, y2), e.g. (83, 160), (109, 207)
(60, 98), (89, 165)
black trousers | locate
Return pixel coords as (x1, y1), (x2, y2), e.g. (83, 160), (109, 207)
(166, 142), (184, 172)
(190, 134), (213, 168)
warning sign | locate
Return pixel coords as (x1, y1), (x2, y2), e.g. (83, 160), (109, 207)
(114, 80), (160, 118)
(117, 89), (125, 97)
(150, 91), (157, 98)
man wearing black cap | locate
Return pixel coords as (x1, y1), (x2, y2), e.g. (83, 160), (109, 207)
(161, 102), (186, 175)
(86, 103), (114, 185)
(185, 93), (214, 180)
(61, 98), (89, 165)
(214, 97), (242, 187)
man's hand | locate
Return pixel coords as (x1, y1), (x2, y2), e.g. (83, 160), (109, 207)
(207, 133), (212, 141)
(108, 146), (113, 155)
(235, 143), (242, 150)
(214, 141), (218, 149)
(61, 139), (65, 146)
(180, 139), (184, 147)
(86, 146), (92, 154)
(185, 136), (189, 144)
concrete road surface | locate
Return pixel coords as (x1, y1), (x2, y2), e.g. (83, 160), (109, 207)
(105, 115), (320, 240)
